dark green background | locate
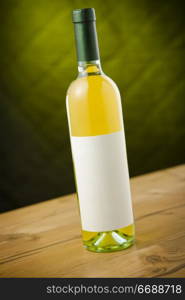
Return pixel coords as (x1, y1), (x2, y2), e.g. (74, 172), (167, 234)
(0, 0), (185, 212)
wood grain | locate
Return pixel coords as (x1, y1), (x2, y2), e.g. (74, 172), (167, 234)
(0, 164), (185, 277)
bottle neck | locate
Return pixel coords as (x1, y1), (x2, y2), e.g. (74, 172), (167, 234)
(73, 8), (101, 75)
(78, 59), (102, 77)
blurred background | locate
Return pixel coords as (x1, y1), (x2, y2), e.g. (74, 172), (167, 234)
(0, 0), (185, 212)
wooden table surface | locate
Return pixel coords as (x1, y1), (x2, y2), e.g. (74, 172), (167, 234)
(0, 165), (185, 278)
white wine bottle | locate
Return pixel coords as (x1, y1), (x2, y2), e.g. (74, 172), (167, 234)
(66, 8), (135, 252)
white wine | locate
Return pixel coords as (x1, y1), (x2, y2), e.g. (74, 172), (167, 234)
(66, 8), (135, 252)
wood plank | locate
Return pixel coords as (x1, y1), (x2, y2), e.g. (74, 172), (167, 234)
(0, 164), (185, 277)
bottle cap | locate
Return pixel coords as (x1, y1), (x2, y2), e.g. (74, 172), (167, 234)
(72, 8), (99, 62)
(72, 8), (96, 23)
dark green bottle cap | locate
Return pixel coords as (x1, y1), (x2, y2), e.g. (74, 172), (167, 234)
(72, 8), (100, 62)
(72, 8), (96, 23)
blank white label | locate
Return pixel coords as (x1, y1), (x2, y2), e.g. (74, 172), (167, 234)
(71, 130), (134, 232)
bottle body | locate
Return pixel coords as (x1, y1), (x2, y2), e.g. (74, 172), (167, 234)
(66, 63), (135, 252)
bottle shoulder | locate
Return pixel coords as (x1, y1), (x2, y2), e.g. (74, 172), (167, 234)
(67, 74), (120, 100)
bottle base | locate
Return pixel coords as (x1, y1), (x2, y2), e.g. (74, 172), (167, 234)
(83, 230), (134, 253)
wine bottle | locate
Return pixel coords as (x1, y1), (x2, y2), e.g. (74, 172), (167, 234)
(66, 8), (135, 252)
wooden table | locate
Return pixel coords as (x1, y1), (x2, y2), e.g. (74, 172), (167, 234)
(0, 165), (185, 278)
